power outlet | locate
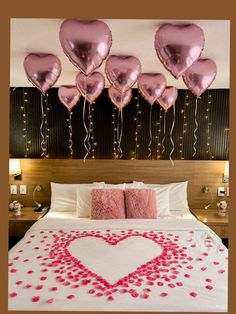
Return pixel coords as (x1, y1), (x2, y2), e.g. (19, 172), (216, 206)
(20, 185), (27, 194)
(10, 185), (17, 194)
(217, 187), (225, 197)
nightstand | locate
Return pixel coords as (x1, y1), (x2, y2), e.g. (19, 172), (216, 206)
(191, 208), (229, 239)
(9, 207), (47, 249)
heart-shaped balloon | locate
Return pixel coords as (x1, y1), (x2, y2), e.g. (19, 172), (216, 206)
(24, 53), (61, 94)
(58, 85), (81, 111)
(137, 73), (167, 105)
(183, 58), (217, 97)
(157, 86), (178, 111)
(76, 72), (105, 104)
(108, 85), (132, 111)
(105, 55), (141, 93)
(154, 24), (205, 79)
(60, 19), (112, 75)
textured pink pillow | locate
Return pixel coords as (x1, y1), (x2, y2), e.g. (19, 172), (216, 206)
(91, 189), (125, 219)
(125, 189), (157, 219)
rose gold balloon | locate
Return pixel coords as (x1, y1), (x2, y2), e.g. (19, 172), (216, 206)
(76, 72), (105, 104)
(105, 55), (141, 93)
(24, 53), (61, 94)
(108, 86), (132, 111)
(137, 73), (167, 105)
(157, 86), (178, 111)
(58, 85), (81, 111)
(183, 58), (217, 97)
(155, 24), (205, 79)
(60, 19), (112, 75)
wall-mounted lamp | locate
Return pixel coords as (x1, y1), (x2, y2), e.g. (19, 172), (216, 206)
(9, 159), (22, 180)
(222, 161), (229, 183)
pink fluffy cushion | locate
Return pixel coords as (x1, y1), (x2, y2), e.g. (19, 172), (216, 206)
(125, 189), (157, 219)
(91, 189), (126, 219)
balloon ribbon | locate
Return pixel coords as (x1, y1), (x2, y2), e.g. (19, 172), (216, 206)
(192, 97), (199, 158)
(169, 104), (176, 166)
(148, 105), (153, 159)
(117, 110), (124, 158)
(161, 111), (166, 155)
(68, 111), (73, 158)
(40, 93), (46, 157)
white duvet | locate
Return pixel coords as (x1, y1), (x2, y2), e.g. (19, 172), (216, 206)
(8, 211), (228, 312)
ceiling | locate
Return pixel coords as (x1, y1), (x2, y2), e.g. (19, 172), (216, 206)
(10, 19), (230, 89)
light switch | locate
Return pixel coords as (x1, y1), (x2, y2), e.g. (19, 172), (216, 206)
(10, 185), (17, 194)
(217, 187), (225, 197)
(20, 185), (27, 194)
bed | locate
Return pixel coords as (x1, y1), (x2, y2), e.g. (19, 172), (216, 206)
(8, 182), (228, 312)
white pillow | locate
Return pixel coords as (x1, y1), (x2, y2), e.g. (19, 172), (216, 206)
(152, 187), (170, 217)
(76, 183), (126, 217)
(50, 182), (104, 212)
(142, 181), (189, 213)
(125, 182), (145, 189)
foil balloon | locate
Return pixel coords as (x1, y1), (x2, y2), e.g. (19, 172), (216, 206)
(108, 85), (132, 110)
(154, 24), (205, 79)
(183, 58), (217, 97)
(105, 55), (141, 93)
(157, 86), (178, 111)
(76, 71), (105, 103)
(24, 53), (61, 94)
(58, 85), (81, 111)
(137, 73), (167, 105)
(59, 19), (112, 75)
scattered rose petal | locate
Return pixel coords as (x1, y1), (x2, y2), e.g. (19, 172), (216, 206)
(27, 270), (34, 274)
(206, 285), (213, 290)
(176, 282), (183, 286)
(9, 292), (17, 298)
(107, 295), (114, 301)
(201, 267), (207, 271)
(16, 281), (23, 285)
(46, 298), (54, 304)
(205, 278), (212, 283)
(218, 269), (225, 274)
(36, 285), (43, 290)
(190, 292), (197, 297)
(40, 276), (47, 281)
(67, 295), (75, 300)
(32, 296), (40, 302)
(160, 292), (168, 297)
(25, 284), (32, 289)
(10, 269), (17, 273)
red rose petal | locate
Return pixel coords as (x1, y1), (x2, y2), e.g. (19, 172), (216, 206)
(190, 292), (197, 297)
(36, 285), (43, 290)
(32, 296), (40, 302)
(9, 292), (17, 298)
(218, 269), (225, 274)
(157, 282), (164, 286)
(88, 289), (95, 294)
(160, 292), (168, 297)
(201, 267), (207, 271)
(27, 270), (34, 274)
(25, 284), (32, 289)
(67, 295), (75, 300)
(176, 282), (183, 286)
(107, 295), (114, 301)
(213, 261), (220, 265)
(10, 269), (17, 273)
(168, 284), (175, 288)
(51, 287), (58, 291)
(46, 298), (54, 304)
(141, 293), (149, 299)
(205, 278), (212, 283)
(16, 281), (23, 285)
(206, 285), (213, 290)
(40, 276), (47, 281)
(184, 274), (190, 278)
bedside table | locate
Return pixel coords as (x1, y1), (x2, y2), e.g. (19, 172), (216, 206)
(191, 209), (229, 239)
(9, 207), (47, 249)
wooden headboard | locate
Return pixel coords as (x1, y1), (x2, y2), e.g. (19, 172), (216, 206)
(9, 159), (228, 209)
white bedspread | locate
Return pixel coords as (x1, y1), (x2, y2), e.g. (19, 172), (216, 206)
(8, 212), (228, 312)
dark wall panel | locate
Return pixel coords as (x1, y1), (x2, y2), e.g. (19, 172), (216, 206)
(10, 88), (229, 160)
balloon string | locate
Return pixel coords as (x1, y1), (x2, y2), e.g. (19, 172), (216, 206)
(40, 93), (46, 157)
(83, 77), (90, 162)
(68, 111), (73, 158)
(118, 110), (124, 158)
(192, 97), (199, 158)
(169, 104), (176, 167)
(148, 105), (153, 159)
(161, 111), (166, 154)
(87, 104), (92, 155)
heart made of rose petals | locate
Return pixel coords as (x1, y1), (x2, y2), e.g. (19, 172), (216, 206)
(67, 235), (163, 285)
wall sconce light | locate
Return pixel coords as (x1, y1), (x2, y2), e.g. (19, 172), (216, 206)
(9, 159), (22, 180)
(222, 161), (229, 183)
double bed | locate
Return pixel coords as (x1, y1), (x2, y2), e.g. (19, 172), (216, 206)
(8, 182), (228, 312)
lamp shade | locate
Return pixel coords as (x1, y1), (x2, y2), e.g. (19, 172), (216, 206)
(9, 159), (21, 175)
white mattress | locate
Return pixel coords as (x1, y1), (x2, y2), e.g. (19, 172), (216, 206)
(8, 210), (228, 312)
